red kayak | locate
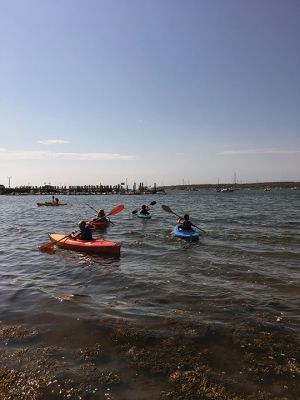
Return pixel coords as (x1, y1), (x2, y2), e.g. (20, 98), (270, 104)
(48, 234), (120, 256)
(88, 218), (111, 230)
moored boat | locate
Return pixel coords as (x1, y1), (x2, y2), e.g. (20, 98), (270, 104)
(220, 187), (234, 192)
(48, 233), (121, 256)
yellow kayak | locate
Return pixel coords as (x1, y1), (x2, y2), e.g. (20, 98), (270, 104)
(37, 202), (67, 206)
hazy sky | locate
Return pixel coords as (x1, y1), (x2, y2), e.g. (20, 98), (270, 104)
(0, 0), (299, 187)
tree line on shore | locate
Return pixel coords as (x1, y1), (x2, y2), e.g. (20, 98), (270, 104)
(164, 181), (300, 191)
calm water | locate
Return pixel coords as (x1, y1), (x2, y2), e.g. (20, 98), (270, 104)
(0, 189), (300, 399)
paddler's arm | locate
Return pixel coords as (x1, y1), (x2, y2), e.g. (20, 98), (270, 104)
(71, 231), (82, 239)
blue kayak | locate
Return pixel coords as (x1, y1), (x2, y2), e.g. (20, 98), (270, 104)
(137, 213), (151, 219)
(173, 225), (199, 240)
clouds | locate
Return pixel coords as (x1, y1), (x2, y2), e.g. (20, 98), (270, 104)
(0, 148), (136, 161)
(38, 139), (71, 145)
(218, 148), (300, 155)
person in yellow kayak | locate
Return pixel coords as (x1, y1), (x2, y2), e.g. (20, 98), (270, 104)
(71, 221), (93, 240)
(177, 214), (194, 231)
(93, 208), (109, 223)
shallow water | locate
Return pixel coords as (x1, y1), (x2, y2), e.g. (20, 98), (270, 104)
(0, 189), (300, 399)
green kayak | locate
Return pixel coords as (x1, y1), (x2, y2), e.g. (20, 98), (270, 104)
(137, 213), (151, 219)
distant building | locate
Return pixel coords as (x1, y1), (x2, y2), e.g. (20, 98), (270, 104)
(0, 184), (5, 194)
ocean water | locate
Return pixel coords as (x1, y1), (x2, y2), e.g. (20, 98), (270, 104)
(0, 189), (299, 399)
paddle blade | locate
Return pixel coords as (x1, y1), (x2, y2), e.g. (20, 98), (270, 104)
(39, 241), (56, 251)
(161, 205), (172, 213)
(161, 205), (181, 219)
(107, 204), (124, 216)
(150, 201), (156, 206)
(39, 233), (71, 252)
(132, 209), (138, 214)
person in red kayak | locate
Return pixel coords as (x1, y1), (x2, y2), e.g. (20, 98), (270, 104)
(71, 220), (93, 240)
(93, 208), (109, 223)
(177, 214), (195, 231)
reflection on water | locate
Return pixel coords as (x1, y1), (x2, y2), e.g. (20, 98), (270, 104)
(0, 190), (299, 399)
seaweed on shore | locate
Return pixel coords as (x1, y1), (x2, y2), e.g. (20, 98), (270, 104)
(0, 319), (299, 400)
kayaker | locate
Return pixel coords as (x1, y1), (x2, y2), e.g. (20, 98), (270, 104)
(93, 208), (109, 222)
(55, 197), (59, 204)
(177, 214), (195, 231)
(72, 220), (93, 241)
(52, 196), (55, 202)
(140, 205), (150, 215)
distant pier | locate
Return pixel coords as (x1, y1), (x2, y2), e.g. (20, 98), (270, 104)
(0, 183), (166, 195)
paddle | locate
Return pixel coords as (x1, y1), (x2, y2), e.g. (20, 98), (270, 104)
(86, 204), (125, 225)
(86, 204), (124, 217)
(86, 204), (98, 214)
(161, 205), (207, 235)
(39, 233), (72, 251)
(132, 201), (156, 214)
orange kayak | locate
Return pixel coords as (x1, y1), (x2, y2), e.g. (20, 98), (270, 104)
(48, 234), (120, 256)
(89, 219), (111, 230)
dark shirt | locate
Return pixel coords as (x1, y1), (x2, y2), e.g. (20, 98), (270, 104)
(80, 226), (93, 240)
(180, 220), (193, 230)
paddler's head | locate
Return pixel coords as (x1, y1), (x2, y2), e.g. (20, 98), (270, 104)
(183, 214), (189, 220)
(142, 205), (146, 210)
(98, 208), (105, 217)
(78, 220), (86, 230)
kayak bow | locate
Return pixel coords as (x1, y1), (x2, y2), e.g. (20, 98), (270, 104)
(89, 219), (111, 230)
(137, 213), (151, 219)
(172, 225), (199, 240)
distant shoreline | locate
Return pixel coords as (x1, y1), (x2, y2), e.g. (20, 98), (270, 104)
(0, 181), (299, 195)
(163, 181), (300, 191)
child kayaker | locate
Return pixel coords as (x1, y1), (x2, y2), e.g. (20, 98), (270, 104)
(72, 221), (93, 240)
(177, 214), (195, 231)
(93, 208), (109, 222)
(140, 205), (150, 215)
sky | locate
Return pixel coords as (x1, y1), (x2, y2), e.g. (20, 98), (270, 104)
(0, 0), (299, 187)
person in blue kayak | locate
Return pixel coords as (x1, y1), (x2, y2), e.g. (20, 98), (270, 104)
(177, 214), (194, 231)
(71, 220), (93, 240)
(140, 204), (150, 215)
